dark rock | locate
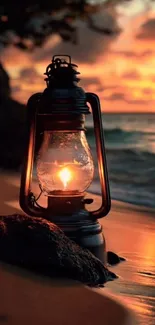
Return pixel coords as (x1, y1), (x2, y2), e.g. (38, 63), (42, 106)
(0, 63), (26, 169)
(0, 213), (117, 287)
(107, 251), (125, 266)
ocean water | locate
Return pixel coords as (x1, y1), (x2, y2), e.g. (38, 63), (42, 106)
(86, 113), (155, 208)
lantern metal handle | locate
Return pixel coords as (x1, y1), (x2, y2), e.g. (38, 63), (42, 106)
(19, 93), (45, 217)
(86, 92), (111, 218)
(52, 55), (71, 64)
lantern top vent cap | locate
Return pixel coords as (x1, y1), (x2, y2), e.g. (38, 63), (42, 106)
(44, 55), (80, 88)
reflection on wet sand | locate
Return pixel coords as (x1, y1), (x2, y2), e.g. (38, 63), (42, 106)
(102, 200), (155, 325)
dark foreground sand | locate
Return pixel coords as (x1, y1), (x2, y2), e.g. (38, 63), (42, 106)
(0, 172), (154, 324)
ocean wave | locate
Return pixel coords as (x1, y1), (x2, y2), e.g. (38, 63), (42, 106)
(89, 181), (155, 208)
(86, 115), (155, 208)
(86, 126), (155, 138)
(90, 146), (155, 165)
(86, 127), (155, 156)
(106, 147), (155, 159)
(89, 147), (155, 208)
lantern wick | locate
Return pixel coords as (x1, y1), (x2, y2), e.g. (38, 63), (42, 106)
(58, 167), (72, 190)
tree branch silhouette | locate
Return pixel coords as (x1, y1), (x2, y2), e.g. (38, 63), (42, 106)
(0, 1), (132, 50)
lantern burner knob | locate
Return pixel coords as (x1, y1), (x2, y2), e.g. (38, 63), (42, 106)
(44, 55), (80, 87)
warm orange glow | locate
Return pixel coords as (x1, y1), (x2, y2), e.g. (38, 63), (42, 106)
(58, 167), (72, 189)
(3, 3), (155, 113)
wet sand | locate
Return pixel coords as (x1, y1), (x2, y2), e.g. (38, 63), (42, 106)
(0, 172), (154, 324)
(100, 199), (155, 325)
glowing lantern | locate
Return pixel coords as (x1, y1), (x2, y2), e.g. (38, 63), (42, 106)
(19, 55), (111, 262)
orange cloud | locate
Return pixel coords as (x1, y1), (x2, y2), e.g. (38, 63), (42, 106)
(2, 3), (155, 113)
(136, 18), (155, 40)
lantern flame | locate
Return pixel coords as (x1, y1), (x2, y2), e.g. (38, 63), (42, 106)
(58, 167), (72, 189)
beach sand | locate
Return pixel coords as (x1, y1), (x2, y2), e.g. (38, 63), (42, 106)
(0, 172), (154, 324)
(100, 200), (155, 325)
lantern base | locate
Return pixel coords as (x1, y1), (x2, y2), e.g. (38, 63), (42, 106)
(47, 214), (106, 264)
(62, 220), (106, 264)
(47, 197), (107, 264)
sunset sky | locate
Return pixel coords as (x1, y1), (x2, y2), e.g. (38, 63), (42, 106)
(1, 0), (155, 112)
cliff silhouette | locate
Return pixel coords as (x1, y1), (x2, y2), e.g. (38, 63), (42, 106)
(0, 64), (26, 169)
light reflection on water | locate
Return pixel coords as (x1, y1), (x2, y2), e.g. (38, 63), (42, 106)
(103, 207), (155, 325)
(106, 254), (155, 325)
(120, 295), (155, 325)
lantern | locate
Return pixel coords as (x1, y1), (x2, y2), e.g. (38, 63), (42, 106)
(20, 55), (111, 263)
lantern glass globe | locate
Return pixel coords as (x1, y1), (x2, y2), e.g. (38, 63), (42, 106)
(36, 131), (94, 195)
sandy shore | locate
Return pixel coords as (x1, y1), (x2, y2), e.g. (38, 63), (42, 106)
(100, 199), (155, 325)
(0, 172), (154, 324)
